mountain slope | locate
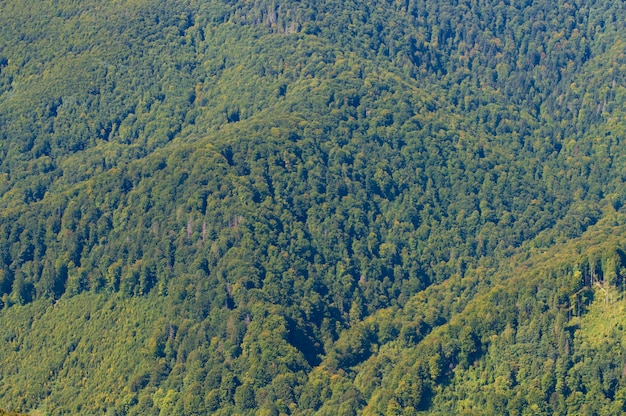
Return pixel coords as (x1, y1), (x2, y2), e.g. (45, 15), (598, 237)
(319, 212), (626, 415)
(1, 0), (626, 414)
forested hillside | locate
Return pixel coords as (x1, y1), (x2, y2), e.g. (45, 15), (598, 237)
(1, 0), (626, 414)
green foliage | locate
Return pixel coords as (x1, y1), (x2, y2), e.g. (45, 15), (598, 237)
(1, 0), (626, 413)
(328, 214), (626, 415)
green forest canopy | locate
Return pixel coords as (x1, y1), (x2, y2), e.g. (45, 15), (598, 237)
(0, 0), (626, 414)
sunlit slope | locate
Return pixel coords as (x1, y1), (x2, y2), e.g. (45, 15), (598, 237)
(318, 212), (626, 415)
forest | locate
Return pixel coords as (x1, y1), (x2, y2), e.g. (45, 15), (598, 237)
(1, 0), (626, 414)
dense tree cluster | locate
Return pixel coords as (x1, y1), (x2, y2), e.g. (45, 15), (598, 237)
(1, 0), (626, 414)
